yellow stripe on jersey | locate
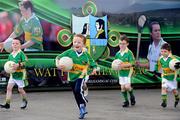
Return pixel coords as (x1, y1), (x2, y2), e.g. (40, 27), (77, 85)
(163, 68), (175, 74)
(25, 32), (31, 41)
(16, 69), (25, 72)
(72, 64), (88, 71)
(25, 32), (42, 42)
(31, 36), (42, 42)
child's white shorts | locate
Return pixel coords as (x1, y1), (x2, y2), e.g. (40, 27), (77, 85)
(119, 77), (131, 85)
(8, 78), (25, 88)
(161, 78), (177, 91)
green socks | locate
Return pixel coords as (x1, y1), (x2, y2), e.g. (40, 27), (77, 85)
(129, 89), (134, 98)
(161, 94), (167, 103)
(174, 94), (179, 101)
(122, 91), (128, 101)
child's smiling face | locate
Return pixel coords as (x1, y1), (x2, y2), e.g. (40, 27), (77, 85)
(73, 36), (84, 52)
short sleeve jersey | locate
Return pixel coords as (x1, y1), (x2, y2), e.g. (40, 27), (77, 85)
(56, 48), (97, 81)
(14, 13), (43, 51)
(156, 55), (178, 81)
(8, 50), (27, 80)
(115, 48), (135, 77)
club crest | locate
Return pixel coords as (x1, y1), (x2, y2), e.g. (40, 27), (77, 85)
(72, 15), (108, 60)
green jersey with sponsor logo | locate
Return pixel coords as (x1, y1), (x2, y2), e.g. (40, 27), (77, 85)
(8, 50), (27, 80)
(14, 13), (43, 51)
(115, 48), (135, 77)
(156, 55), (178, 81)
(56, 48), (97, 81)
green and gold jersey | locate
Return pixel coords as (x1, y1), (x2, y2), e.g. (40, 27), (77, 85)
(156, 55), (177, 81)
(56, 48), (97, 81)
(8, 50), (27, 80)
(14, 13), (43, 51)
(115, 48), (135, 77)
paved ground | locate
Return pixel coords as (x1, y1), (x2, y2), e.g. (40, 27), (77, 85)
(0, 89), (180, 120)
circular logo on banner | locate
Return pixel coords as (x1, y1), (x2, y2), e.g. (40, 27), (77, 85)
(82, 1), (97, 16)
(108, 30), (120, 47)
(57, 29), (73, 47)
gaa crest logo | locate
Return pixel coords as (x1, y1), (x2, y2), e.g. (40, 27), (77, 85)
(72, 15), (108, 60)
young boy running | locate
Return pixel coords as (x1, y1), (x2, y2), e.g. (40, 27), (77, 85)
(56, 34), (97, 119)
(0, 39), (28, 109)
(156, 43), (179, 108)
(114, 34), (136, 107)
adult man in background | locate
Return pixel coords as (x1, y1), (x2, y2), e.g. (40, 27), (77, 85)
(136, 21), (166, 74)
(0, 0), (43, 52)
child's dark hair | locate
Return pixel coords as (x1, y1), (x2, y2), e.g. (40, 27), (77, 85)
(161, 43), (171, 51)
(120, 34), (129, 43)
(19, 0), (34, 12)
(74, 34), (86, 45)
(13, 37), (23, 44)
(13, 38), (22, 44)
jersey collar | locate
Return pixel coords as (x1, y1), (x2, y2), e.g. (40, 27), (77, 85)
(23, 13), (35, 22)
(11, 49), (21, 58)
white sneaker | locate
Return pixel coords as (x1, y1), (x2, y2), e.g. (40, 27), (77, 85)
(20, 100), (28, 109)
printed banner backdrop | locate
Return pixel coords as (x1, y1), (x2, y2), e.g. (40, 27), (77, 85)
(72, 15), (89, 35)
(89, 15), (108, 45)
(72, 15), (108, 60)
(0, 0), (180, 90)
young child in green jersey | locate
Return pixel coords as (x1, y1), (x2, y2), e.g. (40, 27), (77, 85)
(0, 39), (28, 109)
(114, 34), (136, 107)
(156, 43), (179, 108)
(56, 34), (97, 119)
